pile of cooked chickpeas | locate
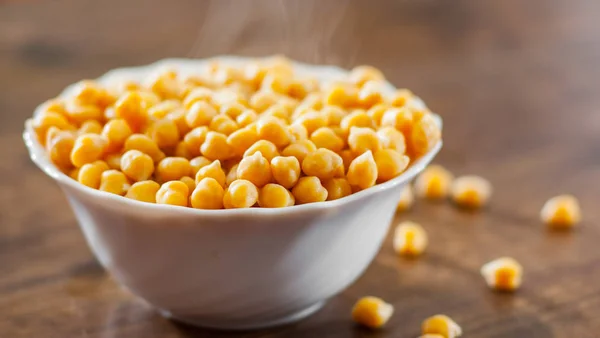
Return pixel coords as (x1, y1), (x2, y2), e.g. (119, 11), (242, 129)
(32, 56), (441, 209)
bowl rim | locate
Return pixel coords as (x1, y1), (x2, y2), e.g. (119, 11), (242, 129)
(23, 56), (442, 217)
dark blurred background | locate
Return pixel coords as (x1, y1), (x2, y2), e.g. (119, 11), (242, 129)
(2, 0), (600, 337)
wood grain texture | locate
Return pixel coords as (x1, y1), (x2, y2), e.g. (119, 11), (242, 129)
(1, 0), (600, 337)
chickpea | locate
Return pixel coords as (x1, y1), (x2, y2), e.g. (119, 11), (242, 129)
(156, 157), (192, 182)
(209, 114), (239, 135)
(114, 91), (150, 131)
(282, 140), (317, 163)
(156, 181), (190, 207)
(340, 109), (374, 132)
(237, 152), (272, 187)
(270, 156), (301, 189)
(200, 131), (234, 161)
(99, 169), (131, 195)
(450, 175), (492, 209)
(393, 221), (428, 256)
(540, 194), (582, 229)
(190, 178), (225, 209)
(302, 148), (344, 180)
(258, 183), (295, 208)
(292, 176), (328, 204)
(347, 150), (378, 190)
(243, 140), (279, 162)
(71, 133), (107, 167)
(227, 127), (259, 157)
(348, 127), (382, 155)
(411, 113), (441, 156)
(124, 134), (165, 163)
(223, 179), (259, 209)
(421, 315), (462, 338)
(126, 180), (161, 203)
(256, 116), (292, 147)
(373, 149), (410, 182)
(47, 131), (75, 169)
(78, 120), (103, 135)
(377, 126), (406, 153)
(190, 156), (212, 175)
(349, 65), (385, 87)
(351, 296), (393, 329)
(323, 178), (352, 201)
(185, 101), (218, 128)
(194, 160), (226, 188)
(293, 110), (328, 135)
(120, 150), (155, 182)
(481, 257), (523, 292)
(236, 109), (258, 127)
(102, 119), (133, 152)
(183, 126), (209, 158)
(388, 88), (413, 107)
(310, 127), (345, 152)
(78, 161), (110, 189)
(414, 165), (454, 200)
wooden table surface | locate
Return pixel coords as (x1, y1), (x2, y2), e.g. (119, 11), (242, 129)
(2, 0), (600, 337)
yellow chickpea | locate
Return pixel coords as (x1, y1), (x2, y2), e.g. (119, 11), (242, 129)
(321, 105), (346, 126)
(123, 134), (165, 163)
(258, 183), (295, 208)
(182, 126), (209, 158)
(540, 194), (582, 229)
(243, 140), (279, 162)
(377, 127), (406, 154)
(120, 150), (154, 182)
(357, 81), (384, 108)
(114, 91), (150, 131)
(288, 77), (317, 99)
(65, 102), (104, 126)
(236, 109), (258, 127)
(380, 107), (414, 135)
(185, 101), (218, 128)
(347, 150), (378, 190)
(411, 113), (441, 156)
(481, 257), (523, 292)
(260, 73), (291, 94)
(166, 107), (192, 136)
(340, 109), (374, 132)
(194, 160), (226, 187)
(103, 153), (122, 170)
(227, 127), (259, 156)
(99, 169), (131, 195)
(220, 102), (246, 119)
(209, 114), (239, 135)
(78, 120), (103, 134)
(73, 81), (115, 107)
(125, 180), (161, 203)
(450, 175), (492, 209)
(339, 149), (356, 172)
(183, 87), (214, 109)
(190, 156), (212, 175)
(156, 157), (192, 182)
(46, 131), (75, 169)
(70, 133), (107, 167)
(180, 176), (196, 192)
(349, 65), (385, 87)
(147, 118), (180, 149)
(102, 119), (133, 152)
(156, 181), (190, 207)
(302, 148), (344, 180)
(292, 176), (328, 204)
(388, 88), (413, 107)
(190, 177), (225, 209)
(174, 141), (192, 159)
(374, 149), (410, 182)
(348, 127), (382, 155)
(147, 100), (181, 119)
(256, 116), (292, 147)
(310, 127), (345, 152)
(323, 178), (352, 201)
(147, 70), (183, 99)
(33, 111), (74, 145)
(262, 103), (292, 122)
(200, 131), (234, 161)
(288, 123), (309, 142)
(366, 104), (388, 126)
(281, 140), (317, 164)
(324, 83), (358, 107)
(393, 221), (428, 256)
(414, 165), (454, 200)
(237, 152), (272, 187)
(223, 179), (259, 209)
(78, 161), (110, 189)
(293, 110), (328, 135)
(421, 315), (462, 338)
(351, 296), (394, 329)
(270, 156), (301, 189)
(249, 90), (280, 113)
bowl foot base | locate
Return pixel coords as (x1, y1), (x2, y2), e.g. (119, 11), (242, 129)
(159, 301), (325, 330)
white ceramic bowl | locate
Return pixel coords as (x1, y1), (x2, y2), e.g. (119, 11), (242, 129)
(23, 57), (442, 330)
